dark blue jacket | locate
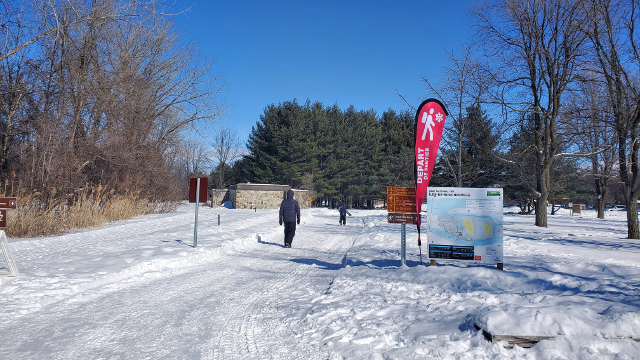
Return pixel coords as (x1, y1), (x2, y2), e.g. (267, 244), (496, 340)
(339, 202), (347, 216)
(279, 190), (300, 224)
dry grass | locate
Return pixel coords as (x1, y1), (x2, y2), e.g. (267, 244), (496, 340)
(4, 185), (177, 238)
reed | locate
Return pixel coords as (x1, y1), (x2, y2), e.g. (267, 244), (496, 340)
(4, 186), (177, 238)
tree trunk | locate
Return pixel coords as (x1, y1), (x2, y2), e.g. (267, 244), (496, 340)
(597, 195), (606, 219)
(626, 198), (639, 239)
(535, 194), (548, 227)
(595, 178), (607, 219)
(535, 167), (550, 227)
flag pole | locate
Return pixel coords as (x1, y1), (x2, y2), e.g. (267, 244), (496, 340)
(417, 216), (422, 265)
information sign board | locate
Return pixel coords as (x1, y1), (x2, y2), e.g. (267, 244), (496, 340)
(189, 177), (208, 203)
(387, 187), (415, 196)
(572, 204), (581, 215)
(387, 186), (418, 222)
(0, 209), (6, 228)
(387, 203), (417, 213)
(0, 197), (17, 209)
(386, 194), (415, 205)
(425, 187), (503, 264)
(388, 212), (418, 224)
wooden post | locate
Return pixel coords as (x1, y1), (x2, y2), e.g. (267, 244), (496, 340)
(430, 259), (436, 266)
(497, 262), (503, 270)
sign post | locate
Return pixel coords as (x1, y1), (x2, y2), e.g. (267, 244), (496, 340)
(400, 223), (406, 266)
(0, 197), (18, 276)
(189, 177), (208, 247)
(387, 187), (417, 266)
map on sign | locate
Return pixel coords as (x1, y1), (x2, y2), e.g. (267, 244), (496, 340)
(425, 187), (503, 264)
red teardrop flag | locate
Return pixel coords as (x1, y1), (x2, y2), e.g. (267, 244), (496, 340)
(415, 99), (448, 250)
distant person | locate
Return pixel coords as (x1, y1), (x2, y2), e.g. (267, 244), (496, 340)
(279, 189), (300, 248)
(338, 200), (348, 225)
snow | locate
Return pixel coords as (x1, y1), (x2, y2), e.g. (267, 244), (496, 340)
(1, 205), (639, 359)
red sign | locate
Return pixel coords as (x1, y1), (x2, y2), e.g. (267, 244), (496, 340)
(189, 177), (208, 203)
(0, 209), (6, 227)
(0, 197), (17, 209)
(415, 99), (448, 245)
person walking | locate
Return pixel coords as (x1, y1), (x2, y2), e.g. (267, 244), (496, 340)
(279, 189), (300, 248)
(338, 200), (347, 225)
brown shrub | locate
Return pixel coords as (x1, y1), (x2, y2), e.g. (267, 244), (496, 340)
(4, 186), (177, 238)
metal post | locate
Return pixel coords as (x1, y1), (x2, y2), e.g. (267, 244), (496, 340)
(401, 223), (406, 266)
(218, 213), (220, 226)
(194, 178), (200, 247)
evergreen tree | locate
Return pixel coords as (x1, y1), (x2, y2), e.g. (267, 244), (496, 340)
(503, 113), (537, 211)
(235, 100), (392, 208)
(380, 110), (415, 187)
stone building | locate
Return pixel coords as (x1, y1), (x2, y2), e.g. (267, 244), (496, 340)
(211, 183), (311, 209)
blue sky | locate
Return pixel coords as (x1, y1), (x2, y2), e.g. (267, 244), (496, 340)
(172, 0), (475, 145)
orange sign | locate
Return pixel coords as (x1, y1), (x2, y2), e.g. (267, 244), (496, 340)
(387, 203), (417, 213)
(387, 187), (417, 215)
(386, 194), (415, 205)
(387, 187), (415, 196)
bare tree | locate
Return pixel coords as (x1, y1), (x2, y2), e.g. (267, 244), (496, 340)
(0, 0), (192, 62)
(182, 139), (210, 178)
(0, 5), (35, 179)
(584, 0), (640, 238)
(209, 125), (241, 189)
(2, 0), (224, 201)
(566, 74), (617, 218)
(422, 46), (489, 187)
(475, 0), (588, 227)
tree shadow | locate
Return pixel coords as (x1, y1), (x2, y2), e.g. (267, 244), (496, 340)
(542, 237), (640, 251)
(498, 261), (640, 309)
(162, 239), (194, 248)
(290, 257), (422, 270)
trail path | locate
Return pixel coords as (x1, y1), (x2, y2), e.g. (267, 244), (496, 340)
(3, 207), (640, 359)
(0, 207), (362, 359)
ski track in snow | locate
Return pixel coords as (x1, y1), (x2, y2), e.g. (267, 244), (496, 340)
(0, 207), (368, 359)
(1, 206), (640, 359)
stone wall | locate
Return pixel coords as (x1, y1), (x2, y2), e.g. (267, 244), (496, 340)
(211, 189), (230, 206)
(235, 190), (285, 209)
(292, 190), (311, 209)
(210, 188), (310, 209)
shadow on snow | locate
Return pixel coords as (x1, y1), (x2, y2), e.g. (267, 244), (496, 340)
(289, 257), (422, 270)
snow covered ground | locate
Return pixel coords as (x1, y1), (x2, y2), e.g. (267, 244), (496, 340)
(1, 205), (639, 359)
